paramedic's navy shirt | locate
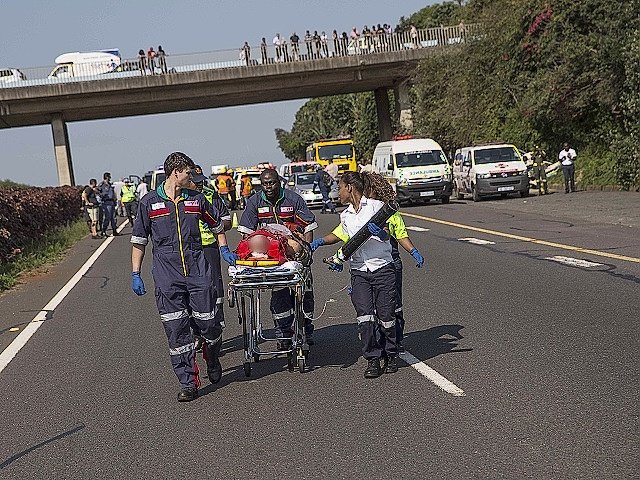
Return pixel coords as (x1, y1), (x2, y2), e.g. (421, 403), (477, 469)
(238, 189), (318, 235)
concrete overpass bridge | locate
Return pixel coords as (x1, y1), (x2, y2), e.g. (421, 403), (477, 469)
(0, 25), (470, 185)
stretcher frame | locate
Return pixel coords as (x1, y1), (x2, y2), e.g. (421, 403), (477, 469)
(228, 264), (311, 376)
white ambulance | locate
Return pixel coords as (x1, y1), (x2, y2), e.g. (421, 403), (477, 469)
(452, 144), (529, 202)
(372, 136), (452, 204)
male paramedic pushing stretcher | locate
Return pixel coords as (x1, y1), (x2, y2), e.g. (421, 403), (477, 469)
(130, 152), (226, 403)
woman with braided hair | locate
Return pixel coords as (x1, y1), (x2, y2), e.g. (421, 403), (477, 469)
(310, 171), (399, 378)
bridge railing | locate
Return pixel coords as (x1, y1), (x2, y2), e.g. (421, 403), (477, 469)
(1, 24), (476, 89)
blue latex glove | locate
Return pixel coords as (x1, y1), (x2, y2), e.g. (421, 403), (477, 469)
(410, 248), (424, 268)
(131, 272), (146, 296)
(367, 222), (389, 241)
(309, 238), (325, 252)
(347, 286), (352, 295)
(220, 245), (239, 266)
(328, 262), (343, 272)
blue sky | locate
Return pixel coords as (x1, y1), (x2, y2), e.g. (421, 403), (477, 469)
(1, 0), (435, 186)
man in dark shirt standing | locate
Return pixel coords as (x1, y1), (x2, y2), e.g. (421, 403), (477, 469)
(98, 172), (119, 237)
(290, 32), (300, 61)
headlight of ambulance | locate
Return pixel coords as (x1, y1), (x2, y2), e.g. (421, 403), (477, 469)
(517, 169), (527, 175)
(477, 173), (491, 179)
(397, 178), (409, 187)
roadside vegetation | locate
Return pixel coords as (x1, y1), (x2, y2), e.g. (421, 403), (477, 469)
(0, 219), (88, 291)
(275, 0), (639, 190)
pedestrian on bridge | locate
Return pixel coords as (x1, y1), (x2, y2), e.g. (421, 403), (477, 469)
(304, 31), (313, 59)
(260, 37), (268, 64)
(130, 152), (227, 402)
(157, 45), (167, 73)
(138, 49), (147, 75)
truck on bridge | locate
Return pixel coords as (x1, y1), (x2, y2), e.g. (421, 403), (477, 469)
(48, 49), (121, 79)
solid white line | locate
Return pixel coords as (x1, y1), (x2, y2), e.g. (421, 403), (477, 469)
(458, 237), (496, 245)
(0, 220), (128, 374)
(545, 255), (603, 268)
(401, 351), (466, 397)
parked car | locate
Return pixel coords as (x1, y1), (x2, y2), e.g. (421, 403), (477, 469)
(286, 172), (339, 208)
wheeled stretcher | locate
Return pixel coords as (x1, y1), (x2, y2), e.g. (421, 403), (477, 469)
(228, 261), (311, 376)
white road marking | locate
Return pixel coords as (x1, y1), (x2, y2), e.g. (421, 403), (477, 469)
(458, 237), (496, 245)
(406, 226), (430, 232)
(401, 351), (466, 397)
(0, 221), (129, 374)
(545, 255), (603, 268)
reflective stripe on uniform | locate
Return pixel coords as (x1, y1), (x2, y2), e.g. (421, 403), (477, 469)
(273, 309), (294, 320)
(216, 297), (225, 305)
(357, 314), (376, 324)
(169, 343), (194, 355)
(380, 319), (395, 329)
(160, 309), (189, 322)
(192, 308), (219, 321)
(130, 235), (149, 245)
(395, 307), (403, 313)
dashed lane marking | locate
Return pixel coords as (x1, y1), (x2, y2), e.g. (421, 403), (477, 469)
(458, 237), (496, 245)
(545, 256), (603, 268)
(401, 351), (466, 397)
(406, 226), (430, 232)
(0, 221), (129, 374)
(402, 212), (640, 264)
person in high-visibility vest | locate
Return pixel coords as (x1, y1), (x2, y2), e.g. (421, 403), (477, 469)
(120, 179), (138, 224)
(240, 173), (254, 209)
(190, 165), (234, 351)
(215, 172), (234, 210)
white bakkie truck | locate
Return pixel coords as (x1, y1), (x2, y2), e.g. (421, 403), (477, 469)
(372, 136), (453, 204)
(48, 49), (121, 79)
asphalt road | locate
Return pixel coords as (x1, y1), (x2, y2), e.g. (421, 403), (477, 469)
(0, 191), (638, 479)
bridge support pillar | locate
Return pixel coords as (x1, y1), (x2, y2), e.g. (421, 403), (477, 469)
(51, 114), (75, 186)
(394, 81), (413, 132)
(374, 87), (393, 142)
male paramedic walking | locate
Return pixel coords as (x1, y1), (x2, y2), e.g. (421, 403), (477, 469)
(130, 152), (225, 402)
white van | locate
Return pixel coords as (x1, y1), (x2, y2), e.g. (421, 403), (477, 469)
(48, 49), (121, 79)
(278, 161), (320, 180)
(452, 144), (529, 201)
(0, 68), (26, 85)
(372, 137), (452, 204)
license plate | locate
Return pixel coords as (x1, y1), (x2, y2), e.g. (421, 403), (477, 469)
(420, 191), (435, 197)
(497, 186), (514, 192)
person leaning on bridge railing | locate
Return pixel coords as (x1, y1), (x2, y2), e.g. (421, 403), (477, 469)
(157, 45), (167, 73)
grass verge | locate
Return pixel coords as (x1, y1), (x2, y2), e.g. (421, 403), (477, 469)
(0, 219), (89, 292)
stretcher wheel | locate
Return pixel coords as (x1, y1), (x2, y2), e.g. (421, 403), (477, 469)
(297, 357), (306, 373)
(243, 362), (251, 377)
(228, 292), (235, 308)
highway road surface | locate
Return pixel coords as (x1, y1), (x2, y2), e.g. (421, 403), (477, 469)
(0, 191), (638, 479)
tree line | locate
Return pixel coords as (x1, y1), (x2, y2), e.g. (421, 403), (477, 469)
(275, 0), (639, 190)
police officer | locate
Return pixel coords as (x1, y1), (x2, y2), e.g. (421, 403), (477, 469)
(130, 152), (227, 402)
(120, 179), (138, 224)
(190, 165), (234, 350)
(238, 168), (318, 346)
(531, 145), (549, 195)
(98, 172), (119, 237)
(313, 165), (336, 214)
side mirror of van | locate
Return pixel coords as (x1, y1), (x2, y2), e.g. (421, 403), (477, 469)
(462, 160), (471, 167)
(387, 163), (394, 171)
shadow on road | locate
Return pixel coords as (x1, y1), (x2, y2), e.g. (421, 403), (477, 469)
(0, 424), (85, 470)
(199, 323), (471, 392)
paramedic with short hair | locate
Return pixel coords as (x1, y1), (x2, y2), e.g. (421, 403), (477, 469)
(130, 152), (225, 403)
(238, 168), (318, 347)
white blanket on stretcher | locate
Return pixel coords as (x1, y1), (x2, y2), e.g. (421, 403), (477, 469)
(228, 261), (303, 278)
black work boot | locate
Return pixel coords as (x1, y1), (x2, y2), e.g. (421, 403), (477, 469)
(177, 387), (198, 402)
(206, 336), (223, 384)
(385, 356), (398, 374)
(364, 358), (382, 378)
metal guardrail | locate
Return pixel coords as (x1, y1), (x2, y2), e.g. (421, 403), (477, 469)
(0, 25), (476, 89)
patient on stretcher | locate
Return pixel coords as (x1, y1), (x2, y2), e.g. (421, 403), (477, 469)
(235, 224), (311, 266)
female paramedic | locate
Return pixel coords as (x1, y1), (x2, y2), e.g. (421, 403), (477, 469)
(310, 171), (399, 378)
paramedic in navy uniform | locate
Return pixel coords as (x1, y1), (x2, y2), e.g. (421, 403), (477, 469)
(130, 152), (226, 403)
(238, 168), (318, 347)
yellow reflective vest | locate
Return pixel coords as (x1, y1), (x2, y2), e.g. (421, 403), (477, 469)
(198, 191), (216, 246)
(121, 185), (136, 203)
